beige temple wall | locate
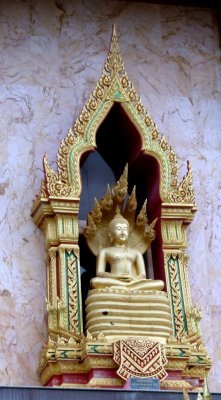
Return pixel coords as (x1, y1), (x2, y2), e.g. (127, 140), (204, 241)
(0, 0), (220, 391)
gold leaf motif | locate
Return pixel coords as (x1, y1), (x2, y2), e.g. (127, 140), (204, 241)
(170, 161), (196, 204)
(145, 114), (153, 127)
(144, 218), (157, 240)
(160, 135), (169, 151)
(94, 86), (104, 99)
(40, 180), (47, 197)
(43, 154), (72, 197)
(169, 147), (176, 162)
(151, 125), (159, 139)
(121, 75), (129, 88)
(67, 253), (81, 335)
(168, 255), (185, 337)
(125, 187), (137, 213)
(84, 214), (97, 239)
(137, 103), (144, 114)
(98, 184), (113, 211)
(161, 380), (192, 389)
(101, 75), (111, 86)
(75, 121), (84, 135)
(112, 164), (128, 203)
(90, 198), (102, 224)
(82, 109), (90, 122)
(129, 89), (136, 101)
(136, 199), (148, 226)
(88, 96), (97, 110)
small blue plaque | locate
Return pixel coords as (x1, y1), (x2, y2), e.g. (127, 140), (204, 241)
(127, 377), (160, 391)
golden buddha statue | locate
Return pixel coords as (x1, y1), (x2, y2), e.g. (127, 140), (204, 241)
(91, 212), (164, 291)
(84, 166), (172, 342)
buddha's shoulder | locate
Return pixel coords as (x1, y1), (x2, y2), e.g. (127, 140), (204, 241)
(98, 247), (114, 254)
(127, 247), (140, 255)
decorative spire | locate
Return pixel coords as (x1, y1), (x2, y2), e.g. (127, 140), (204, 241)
(203, 371), (212, 400)
(104, 25), (124, 77)
(182, 389), (190, 400)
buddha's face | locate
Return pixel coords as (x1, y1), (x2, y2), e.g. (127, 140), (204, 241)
(109, 222), (129, 244)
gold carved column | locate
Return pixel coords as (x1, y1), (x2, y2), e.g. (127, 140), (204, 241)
(32, 193), (83, 338)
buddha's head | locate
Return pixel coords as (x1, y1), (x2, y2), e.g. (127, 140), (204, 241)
(108, 212), (129, 245)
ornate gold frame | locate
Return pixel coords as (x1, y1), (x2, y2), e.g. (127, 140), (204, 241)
(32, 27), (211, 388)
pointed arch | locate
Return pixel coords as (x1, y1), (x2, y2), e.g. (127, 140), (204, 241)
(42, 26), (195, 205)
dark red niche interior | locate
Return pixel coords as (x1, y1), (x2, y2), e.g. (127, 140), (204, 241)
(80, 102), (165, 287)
(96, 103), (142, 179)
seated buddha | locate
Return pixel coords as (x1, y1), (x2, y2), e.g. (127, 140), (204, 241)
(84, 166), (172, 342)
(91, 212), (164, 291)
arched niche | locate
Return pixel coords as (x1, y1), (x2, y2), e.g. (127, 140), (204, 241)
(79, 102), (165, 289)
(35, 27), (197, 340)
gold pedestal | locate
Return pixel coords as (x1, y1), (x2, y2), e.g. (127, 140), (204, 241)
(86, 288), (172, 343)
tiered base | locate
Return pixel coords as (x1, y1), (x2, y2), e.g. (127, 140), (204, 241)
(85, 288), (172, 342)
(38, 336), (211, 390)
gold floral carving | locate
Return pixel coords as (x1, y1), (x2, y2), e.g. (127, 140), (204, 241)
(182, 366), (205, 378)
(160, 380), (192, 389)
(46, 249), (58, 330)
(170, 161), (196, 205)
(43, 154), (72, 198)
(88, 378), (123, 387)
(166, 360), (188, 370)
(67, 252), (81, 335)
(57, 248), (68, 330)
(186, 305), (204, 348)
(167, 255), (185, 337)
(49, 250), (57, 308)
(89, 357), (116, 368)
(178, 254), (192, 309)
